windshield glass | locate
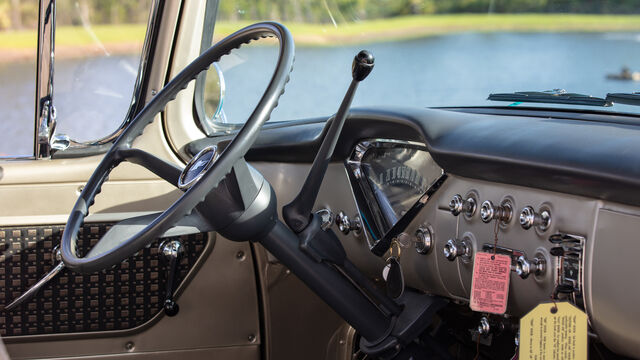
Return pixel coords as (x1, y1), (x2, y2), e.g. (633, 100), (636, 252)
(202, 0), (640, 125)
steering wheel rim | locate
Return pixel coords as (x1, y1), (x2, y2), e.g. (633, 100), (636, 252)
(61, 22), (294, 274)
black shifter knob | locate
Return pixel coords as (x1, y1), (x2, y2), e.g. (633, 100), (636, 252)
(352, 50), (374, 81)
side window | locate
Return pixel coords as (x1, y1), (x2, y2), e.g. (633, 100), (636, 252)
(53, 0), (151, 144)
(0, 1), (38, 156)
(0, 0), (151, 156)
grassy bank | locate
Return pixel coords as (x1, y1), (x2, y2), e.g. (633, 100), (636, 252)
(2, 14), (640, 61)
(217, 14), (640, 44)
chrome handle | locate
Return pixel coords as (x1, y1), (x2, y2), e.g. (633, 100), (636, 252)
(5, 260), (65, 311)
(160, 239), (184, 317)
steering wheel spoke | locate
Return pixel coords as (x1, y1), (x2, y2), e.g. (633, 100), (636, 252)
(114, 148), (183, 187)
(86, 210), (215, 259)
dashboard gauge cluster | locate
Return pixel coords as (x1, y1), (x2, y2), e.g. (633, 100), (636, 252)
(345, 139), (445, 254)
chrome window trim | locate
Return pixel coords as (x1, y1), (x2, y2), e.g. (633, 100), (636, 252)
(35, 0), (164, 158)
(33, 0), (57, 159)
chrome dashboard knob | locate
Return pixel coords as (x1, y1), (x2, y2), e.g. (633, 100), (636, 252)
(315, 208), (335, 230)
(415, 227), (433, 254)
(443, 238), (471, 261)
(519, 206), (551, 231)
(480, 200), (512, 223)
(477, 316), (491, 336)
(449, 194), (476, 217)
(515, 255), (546, 279)
(335, 211), (362, 235)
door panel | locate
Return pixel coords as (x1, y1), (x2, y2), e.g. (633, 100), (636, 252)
(0, 153), (262, 359)
(0, 224), (210, 337)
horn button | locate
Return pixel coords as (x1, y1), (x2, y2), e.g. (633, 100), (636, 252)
(178, 145), (219, 190)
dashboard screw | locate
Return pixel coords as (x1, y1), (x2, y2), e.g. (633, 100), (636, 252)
(248, 334), (256, 343)
(236, 251), (246, 261)
(125, 341), (135, 352)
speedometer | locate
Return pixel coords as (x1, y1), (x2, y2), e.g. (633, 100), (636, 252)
(346, 139), (445, 255)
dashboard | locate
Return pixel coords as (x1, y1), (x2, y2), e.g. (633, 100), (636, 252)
(196, 106), (640, 358)
(329, 138), (638, 358)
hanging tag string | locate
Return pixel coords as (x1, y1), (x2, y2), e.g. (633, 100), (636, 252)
(491, 219), (500, 260)
(549, 286), (559, 314)
(474, 332), (481, 360)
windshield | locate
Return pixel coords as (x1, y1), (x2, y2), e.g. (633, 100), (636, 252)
(202, 1), (640, 124)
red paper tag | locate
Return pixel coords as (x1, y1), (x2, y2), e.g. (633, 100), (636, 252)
(470, 252), (511, 314)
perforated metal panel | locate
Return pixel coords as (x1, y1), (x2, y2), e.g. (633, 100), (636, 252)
(0, 224), (209, 337)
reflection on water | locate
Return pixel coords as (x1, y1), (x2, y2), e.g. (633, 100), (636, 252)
(2, 32), (640, 156)
(223, 32), (640, 124)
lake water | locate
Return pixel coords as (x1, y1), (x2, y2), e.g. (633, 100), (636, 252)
(2, 32), (640, 156)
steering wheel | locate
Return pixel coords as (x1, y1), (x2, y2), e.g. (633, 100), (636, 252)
(61, 22), (294, 274)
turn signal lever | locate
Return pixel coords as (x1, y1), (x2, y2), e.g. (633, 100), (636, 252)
(282, 50), (374, 233)
(160, 239), (184, 317)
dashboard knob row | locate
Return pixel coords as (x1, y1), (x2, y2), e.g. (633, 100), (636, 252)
(448, 195), (552, 231)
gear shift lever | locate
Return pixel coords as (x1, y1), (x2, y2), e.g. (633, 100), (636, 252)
(283, 50), (374, 232)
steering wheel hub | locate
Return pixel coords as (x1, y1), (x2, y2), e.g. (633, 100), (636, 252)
(178, 145), (219, 190)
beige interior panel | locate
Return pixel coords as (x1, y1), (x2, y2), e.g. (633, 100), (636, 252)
(252, 162), (349, 360)
(163, 0), (208, 159)
(590, 209), (640, 358)
(5, 237), (261, 360)
(45, 345), (259, 360)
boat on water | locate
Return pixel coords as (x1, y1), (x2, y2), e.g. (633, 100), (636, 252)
(607, 66), (640, 81)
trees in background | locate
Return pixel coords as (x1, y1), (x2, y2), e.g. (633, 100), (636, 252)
(1, 0), (640, 31)
(0, 0), (149, 30)
(218, 0), (640, 22)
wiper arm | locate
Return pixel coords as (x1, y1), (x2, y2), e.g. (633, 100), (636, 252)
(488, 89), (612, 107)
(606, 92), (640, 106)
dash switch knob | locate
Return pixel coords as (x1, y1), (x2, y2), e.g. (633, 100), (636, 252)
(448, 194), (477, 217)
(519, 206), (551, 231)
(480, 200), (512, 223)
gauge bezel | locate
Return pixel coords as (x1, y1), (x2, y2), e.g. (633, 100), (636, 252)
(345, 138), (445, 255)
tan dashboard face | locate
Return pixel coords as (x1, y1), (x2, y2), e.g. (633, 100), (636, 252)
(266, 140), (640, 359)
